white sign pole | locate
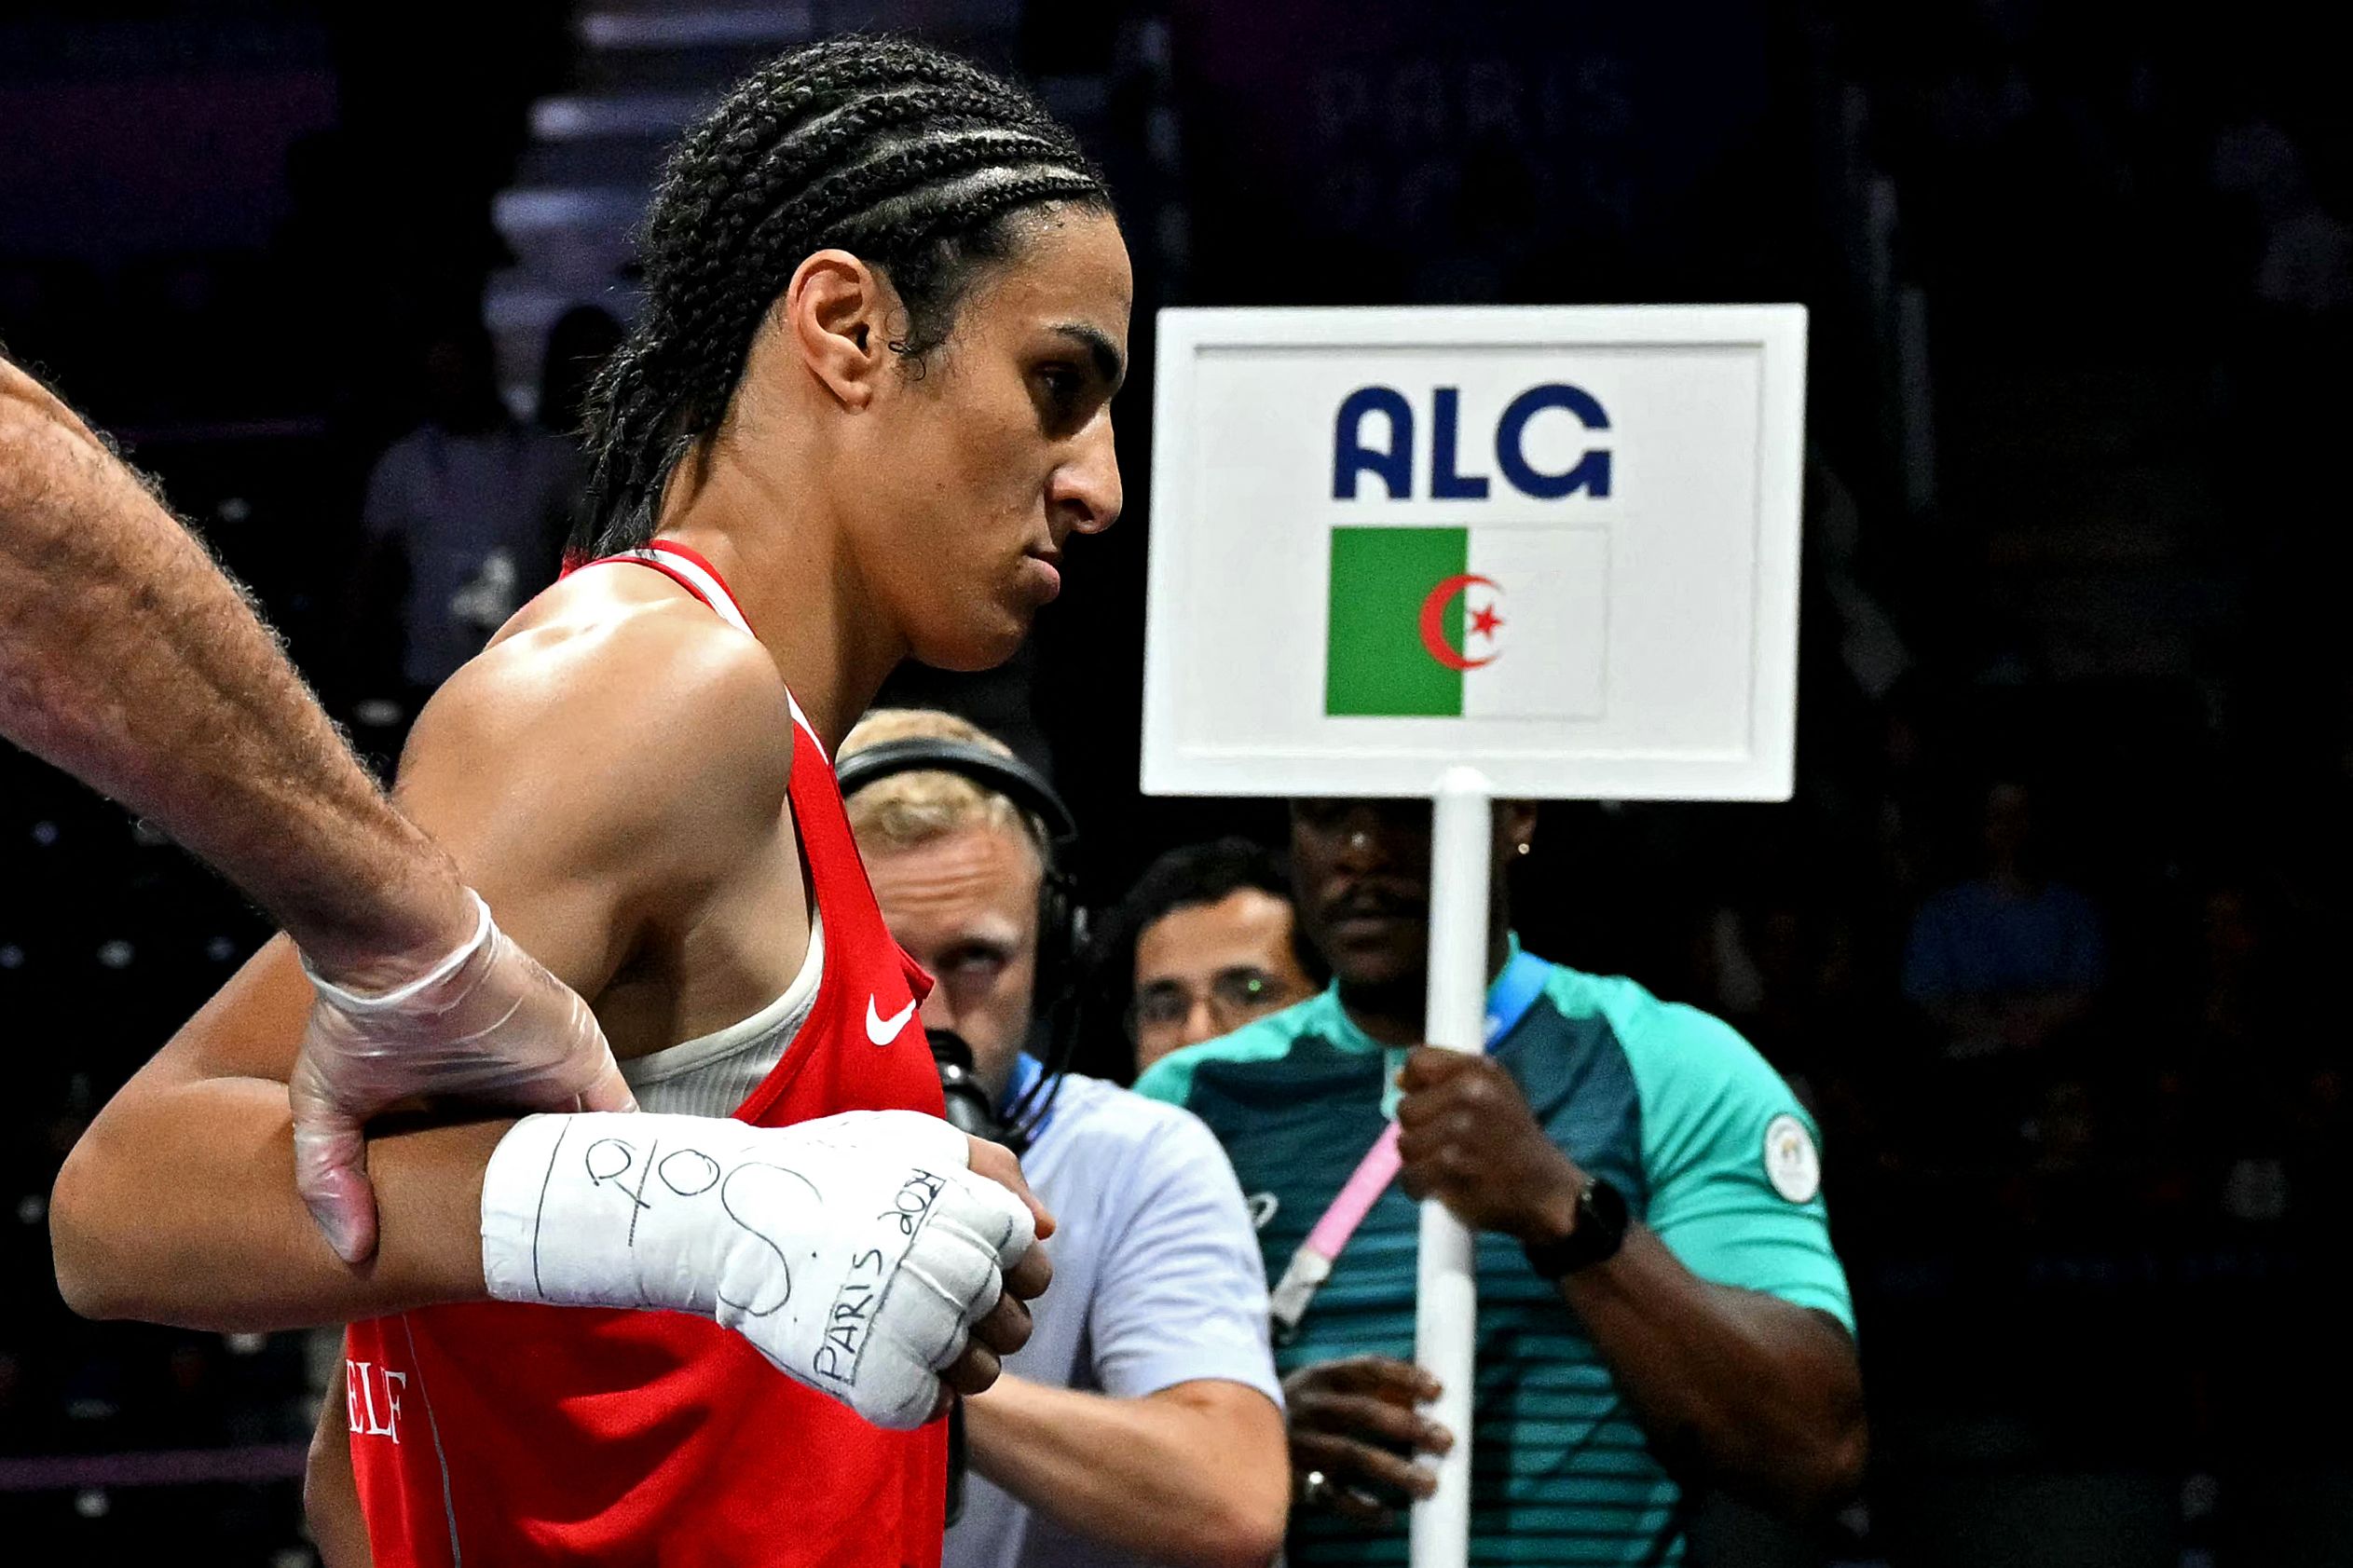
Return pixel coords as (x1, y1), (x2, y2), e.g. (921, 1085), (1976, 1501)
(1409, 764), (1493, 1568)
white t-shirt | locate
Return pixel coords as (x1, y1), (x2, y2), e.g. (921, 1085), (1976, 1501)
(945, 1070), (1282, 1568)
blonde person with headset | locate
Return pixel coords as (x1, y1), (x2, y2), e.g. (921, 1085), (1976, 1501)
(841, 709), (1289, 1568)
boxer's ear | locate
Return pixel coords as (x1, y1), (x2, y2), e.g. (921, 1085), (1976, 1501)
(778, 249), (896, 411)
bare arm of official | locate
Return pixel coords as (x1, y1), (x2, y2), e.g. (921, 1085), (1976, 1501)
(48, 613), (790, 1326)
(1551, 1233), (1866, 1518)
(1394, 1047), (1866, 1520)
(965, 1375), (1287, 1568)
(0, 351), (473, 983)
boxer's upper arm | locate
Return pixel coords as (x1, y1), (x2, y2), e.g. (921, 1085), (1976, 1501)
(140, 607), (794, 1088)
(386, 607), (795, 1002)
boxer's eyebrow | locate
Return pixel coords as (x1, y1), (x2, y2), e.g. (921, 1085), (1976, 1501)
(1048, 322), (1126, 393)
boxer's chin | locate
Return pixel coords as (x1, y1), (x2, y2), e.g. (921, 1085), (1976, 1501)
(909, 607), (1032, 674)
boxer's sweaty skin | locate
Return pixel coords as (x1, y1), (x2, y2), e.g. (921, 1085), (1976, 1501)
(52, 568), (1047, 1354)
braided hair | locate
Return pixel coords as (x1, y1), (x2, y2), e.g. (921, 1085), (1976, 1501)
(575, 36), (1113, 556)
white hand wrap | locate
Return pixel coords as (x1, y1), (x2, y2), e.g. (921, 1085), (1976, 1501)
(480, 1110), (1032, 1430)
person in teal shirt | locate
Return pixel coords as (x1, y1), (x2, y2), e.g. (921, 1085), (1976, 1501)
(1134, 798), (1866, 1566)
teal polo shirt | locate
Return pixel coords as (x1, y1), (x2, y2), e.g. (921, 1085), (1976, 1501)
(1134, 951), (1853, 1566)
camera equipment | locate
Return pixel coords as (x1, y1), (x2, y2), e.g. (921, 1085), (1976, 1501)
(927, 1027), (1002, 1529)
(929, 1029), (1004, 1142)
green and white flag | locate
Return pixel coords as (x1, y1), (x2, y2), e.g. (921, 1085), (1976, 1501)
(1325, 525), (1607, 718)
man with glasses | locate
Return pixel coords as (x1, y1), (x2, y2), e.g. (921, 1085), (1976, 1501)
(1084, 838), (1325, 1082)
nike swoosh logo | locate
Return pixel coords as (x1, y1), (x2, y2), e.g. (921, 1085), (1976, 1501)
(866, 995), (917, 1046)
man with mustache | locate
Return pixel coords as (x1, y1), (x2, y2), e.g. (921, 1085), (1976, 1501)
(1134, 798), (1867, 1567)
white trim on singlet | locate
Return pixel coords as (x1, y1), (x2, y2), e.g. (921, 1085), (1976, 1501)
(616, 545), (751, 635)
(785, 690), (827, 758)
(601, 544), (828, 756)
(399, 1315), (466, 1567)
(617, 915), (826, 1119)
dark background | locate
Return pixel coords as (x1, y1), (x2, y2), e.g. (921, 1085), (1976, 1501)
(3, 1), (2349, 1562)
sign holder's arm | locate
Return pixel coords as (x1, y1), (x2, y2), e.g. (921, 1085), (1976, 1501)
(1410, 765), (1491, 1568)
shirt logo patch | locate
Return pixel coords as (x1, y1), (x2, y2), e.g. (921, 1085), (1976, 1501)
(1763, 1113), (1822, 1204)
(866, 995), (917, 1046)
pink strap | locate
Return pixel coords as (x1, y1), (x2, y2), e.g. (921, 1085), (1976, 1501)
(1304, 1123), (1403, 1261)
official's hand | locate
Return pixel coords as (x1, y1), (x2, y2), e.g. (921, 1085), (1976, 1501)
(934, 1136), (1056, 1417)
(291, 891), (636, 1263)
(1284, 1355), (1451, 1524)
(1395, 1046), (1581, 1243)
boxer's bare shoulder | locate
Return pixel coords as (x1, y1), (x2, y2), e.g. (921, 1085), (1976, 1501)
(383, 564), (798, 979)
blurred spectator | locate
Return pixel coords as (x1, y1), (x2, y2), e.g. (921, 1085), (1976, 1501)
(1082, 838), (1322, 1084)
(1866, 682), (1943, 909)
(1704, 885), (1858, 1095)
(2208, 110), (2304, 220)
(536, 303), (625, 443)
(1903, 778), (2105, 1057)
(2255, 192), (2353, 317)
(2159, 874), (2342, 1226)
(351, 320), (577, 703)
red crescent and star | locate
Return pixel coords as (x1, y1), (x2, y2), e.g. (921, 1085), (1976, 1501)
(1417, 573), (1504, 671)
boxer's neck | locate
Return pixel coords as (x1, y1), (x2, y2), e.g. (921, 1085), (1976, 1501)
(654, 463), (904, 759)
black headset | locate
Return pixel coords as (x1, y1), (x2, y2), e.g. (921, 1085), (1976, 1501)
(834, 737), (1088, 1146)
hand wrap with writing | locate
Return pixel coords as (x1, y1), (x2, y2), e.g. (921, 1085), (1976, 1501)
(481, 1110), (1033, 1429)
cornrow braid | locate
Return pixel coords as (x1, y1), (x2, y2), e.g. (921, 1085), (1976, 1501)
(575, 35), (1113, 556)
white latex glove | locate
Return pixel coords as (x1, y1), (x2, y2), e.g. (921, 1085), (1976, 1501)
(481, 1109), (1037, 1429)
(292, 891), (636, 1263)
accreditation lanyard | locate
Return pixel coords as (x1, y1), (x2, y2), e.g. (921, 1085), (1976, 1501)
(1267, 948), (1553, 1343)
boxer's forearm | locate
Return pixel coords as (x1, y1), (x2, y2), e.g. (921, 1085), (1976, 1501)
(48, 1072), (501, 1330)
(965, 1376), (1287, 1568)
(0, 354), (472, 985)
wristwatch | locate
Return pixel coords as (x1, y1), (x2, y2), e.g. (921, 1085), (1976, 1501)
(1521, 1175), (1629, 1279)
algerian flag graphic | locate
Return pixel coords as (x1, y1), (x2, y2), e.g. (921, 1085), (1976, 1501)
(1324, 525), (1608, 719)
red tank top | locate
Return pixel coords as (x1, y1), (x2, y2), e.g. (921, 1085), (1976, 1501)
(344, 541), (949, 1567)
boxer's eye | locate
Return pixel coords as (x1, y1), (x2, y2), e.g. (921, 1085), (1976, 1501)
(1032, 363), (1088, 434)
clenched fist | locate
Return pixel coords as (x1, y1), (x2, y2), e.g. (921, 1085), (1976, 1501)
(480, 1109), (1054, 1429)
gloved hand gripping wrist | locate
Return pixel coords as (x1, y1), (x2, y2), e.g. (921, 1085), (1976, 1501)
(480, 1110), (1032, 1429)
(290, 889), (635, 1264)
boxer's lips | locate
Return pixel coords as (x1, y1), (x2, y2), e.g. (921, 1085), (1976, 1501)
(1018, 547), (1063, 604)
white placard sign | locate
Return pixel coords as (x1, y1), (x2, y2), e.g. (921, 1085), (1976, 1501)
(1141, 305), (1807, 800)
